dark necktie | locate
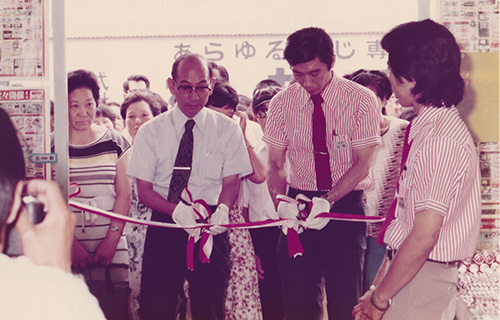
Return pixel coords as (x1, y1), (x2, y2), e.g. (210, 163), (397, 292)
(311, 94), (332, 190)
(167, 119), (195, 204)
(377, 122), (413, 245)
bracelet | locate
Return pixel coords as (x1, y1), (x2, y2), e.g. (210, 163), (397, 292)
(109, 225), (122, 234)
(370, 289), (391, 312)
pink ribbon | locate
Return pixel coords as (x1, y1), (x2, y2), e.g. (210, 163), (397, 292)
(179, 189), (213, 270)
(276, 194), (311, 258)
(67, 184), (385, 263)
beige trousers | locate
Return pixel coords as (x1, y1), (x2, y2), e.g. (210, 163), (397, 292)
(384, 260), (458, 320)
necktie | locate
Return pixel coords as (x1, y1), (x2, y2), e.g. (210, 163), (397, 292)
(311, 94), (332, 190)
(377, 122), (413, 245)
(167, 119), (195, 204)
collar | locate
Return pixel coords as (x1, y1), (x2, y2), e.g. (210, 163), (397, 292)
(171, 104), (208, 135)
(298, 71), (338, 110)
(408, 105), (447, 142)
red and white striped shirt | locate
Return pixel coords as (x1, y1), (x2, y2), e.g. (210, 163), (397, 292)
(263, 72), (380, 191)
(385, 106), (481, 261)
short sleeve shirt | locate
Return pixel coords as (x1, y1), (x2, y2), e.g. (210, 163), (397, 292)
(385, 106), (481, 261)
(127, 106), (253, 206)
(263, 73), (380, 191)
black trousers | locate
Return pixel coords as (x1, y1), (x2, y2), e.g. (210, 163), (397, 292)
(139, 210), (230, 320)
(278, 188), (366, 320)
(250, 227), (284, 320)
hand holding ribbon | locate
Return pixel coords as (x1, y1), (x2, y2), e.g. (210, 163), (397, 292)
(207, 204), (229, 236)
(276, 194), (312, 258)
(172, 201), (199, 237)
(303, 197), (331, 230)
(174, 189), (214, 271)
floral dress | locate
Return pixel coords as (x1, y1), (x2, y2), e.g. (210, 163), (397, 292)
(125, 182), (152, 320)
(224, 205), (262, 320)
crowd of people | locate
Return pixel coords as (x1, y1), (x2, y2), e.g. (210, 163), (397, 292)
(0, 19), (481, 320)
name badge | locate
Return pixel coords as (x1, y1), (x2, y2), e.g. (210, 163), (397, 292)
(334, 140), (347, 151)
(397, 196), (405, 209)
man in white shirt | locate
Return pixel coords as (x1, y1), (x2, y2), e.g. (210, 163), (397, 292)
(128, 54), (252, 320)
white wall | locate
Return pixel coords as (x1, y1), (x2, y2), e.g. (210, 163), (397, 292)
(58, 33), (390, 104)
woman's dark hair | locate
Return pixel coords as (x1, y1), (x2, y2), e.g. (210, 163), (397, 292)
(120, 89), (161, 120)
(67, 69), (100, 103)
(381, 19), (464, 107)
(96, 104), (116, 125)
(0, 108), (25, 226)
(345, 69), (393, 102)
(206, 82), (239, 111)
(284, 27), (335, 69)
(208, 61), (230, 83)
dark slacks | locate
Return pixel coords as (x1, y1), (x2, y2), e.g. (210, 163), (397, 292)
(250, 227), (284, 320)
(278, 188), (366, 320)
(139, 210), (230, 320)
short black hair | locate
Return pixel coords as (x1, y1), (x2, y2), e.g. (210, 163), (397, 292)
(206, 82), (239, 110)
(68, 69), (100, 103)
(345, 69), (393, 102)
(0, 108), (25, 229)
(208, 62), (230, 83)
(122, 74), (150, 93)
(381, 19), (464, 107)
(253, 79), (282, 95)
(284, 27), (335, 69)
(252, 86), (281, 111)
(121, 89), (161, 120)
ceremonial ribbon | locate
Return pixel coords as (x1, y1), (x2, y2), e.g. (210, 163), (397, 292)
(180, 188), (213, 270)
(68, 185), (384, 263)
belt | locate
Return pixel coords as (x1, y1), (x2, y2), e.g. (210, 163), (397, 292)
(386, 247), (459, 267)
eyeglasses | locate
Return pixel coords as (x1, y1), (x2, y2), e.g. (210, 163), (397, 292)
(174, 82), (211, 96)
(254, 107), (268, 119)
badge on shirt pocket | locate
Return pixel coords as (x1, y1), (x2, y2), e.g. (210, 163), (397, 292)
(334, 140), (347, 151)
(397, 196), (405, 209)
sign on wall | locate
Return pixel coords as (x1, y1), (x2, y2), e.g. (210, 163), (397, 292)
(0, 0), (47, 78)
(0, 88), (50, 179)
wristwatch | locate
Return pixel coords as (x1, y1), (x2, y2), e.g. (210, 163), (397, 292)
(321, 193), (335, 208)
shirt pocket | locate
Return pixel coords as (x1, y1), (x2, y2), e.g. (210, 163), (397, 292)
(290, 126), (311, 152)
(203, 153), (224, 181)
(329, 134), (352, 165)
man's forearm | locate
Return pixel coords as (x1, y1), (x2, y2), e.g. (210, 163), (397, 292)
(325, 145), (375, 203)
(326, 162), (369, 203)
(136, 179), (176, 216)
(217, 175), (240, 209)
(373, 209), (443, 305)
(267, 167), (287, 207)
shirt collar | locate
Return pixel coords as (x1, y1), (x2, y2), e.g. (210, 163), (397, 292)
(298, 71), (338, 109)
(171, 104), (208, 135)
(408, 105), (446, 142)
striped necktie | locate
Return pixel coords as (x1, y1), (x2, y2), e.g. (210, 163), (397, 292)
(167, 119), (195, 204)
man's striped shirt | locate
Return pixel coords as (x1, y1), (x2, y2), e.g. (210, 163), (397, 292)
(263, 73), (380, 191)
(385, 106), (481, 261)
